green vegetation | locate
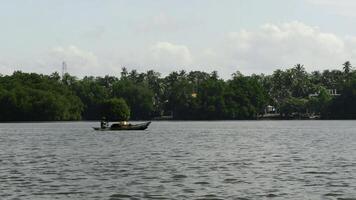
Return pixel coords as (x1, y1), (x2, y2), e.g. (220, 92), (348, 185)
(0, 62), (356, 121)
(100, 98), (130, 121)
(0, 72), (82, 121)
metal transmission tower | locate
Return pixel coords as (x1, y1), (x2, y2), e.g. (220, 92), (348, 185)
(61, 61), (67, 78)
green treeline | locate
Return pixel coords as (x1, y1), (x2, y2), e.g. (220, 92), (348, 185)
(0, 72), (83, 121)
(0, 62), (356, 121)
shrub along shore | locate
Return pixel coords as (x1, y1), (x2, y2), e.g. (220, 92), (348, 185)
(1, 62), (356, 121)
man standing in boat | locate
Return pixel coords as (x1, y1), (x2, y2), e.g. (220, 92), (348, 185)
(100, 117), (108, 128)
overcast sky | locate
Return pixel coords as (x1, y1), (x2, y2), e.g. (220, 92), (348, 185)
(1, 0), (356, 78)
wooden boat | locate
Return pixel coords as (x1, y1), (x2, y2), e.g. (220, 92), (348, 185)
(93, 121), (151, 131)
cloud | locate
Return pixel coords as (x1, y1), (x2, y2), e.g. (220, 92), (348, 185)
(0, 59), (13, 75)
(48, 45), (101, 75)
(51, 45), (98, 66)
(2, 22), (356, 79)
(40, 43), (192, 77)
(305, 0), (356, 17)
(148, 42), (192, 71)
(0, 56), (44, 75)
(221, 21), (354, 74)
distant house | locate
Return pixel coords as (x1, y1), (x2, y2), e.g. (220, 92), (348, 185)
(309, 89), (340, 97)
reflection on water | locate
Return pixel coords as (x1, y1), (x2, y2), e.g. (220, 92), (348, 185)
(0, 121), (356, 199)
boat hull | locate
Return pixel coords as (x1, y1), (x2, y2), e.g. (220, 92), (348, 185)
(93, 122), (151, 131)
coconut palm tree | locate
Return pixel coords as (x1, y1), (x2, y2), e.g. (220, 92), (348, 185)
(343, 61), (352, 74)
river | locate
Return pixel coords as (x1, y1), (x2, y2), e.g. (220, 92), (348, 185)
(0, 121), (355, 199)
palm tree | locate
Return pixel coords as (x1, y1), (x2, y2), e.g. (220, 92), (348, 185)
(343, 61), (352, 74)
(294, 64), (305, 72)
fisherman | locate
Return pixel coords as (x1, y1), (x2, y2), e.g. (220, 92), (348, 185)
(100, 117), (108, 128)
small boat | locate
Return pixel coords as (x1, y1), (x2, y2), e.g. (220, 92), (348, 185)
(93, 121), (151, 131)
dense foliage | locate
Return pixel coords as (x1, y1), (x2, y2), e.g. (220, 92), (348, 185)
(100, 98), (130, 121)
(257, 62), (356, 119)
(0, 72), (82, 121)
(0, 61), (356, 121)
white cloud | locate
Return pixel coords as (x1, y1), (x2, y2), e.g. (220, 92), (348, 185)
(221, 21), (354, 74)
(1, 22), (356, 79)
(0, 59), (13, 75)
(0, 56), (44, 75)
(48, 45), (101, 75)
(50, 45), (98, 67)
(148, 42), (192, 71)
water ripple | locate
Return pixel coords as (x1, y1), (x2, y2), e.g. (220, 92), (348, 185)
(0, 121), (356, 199)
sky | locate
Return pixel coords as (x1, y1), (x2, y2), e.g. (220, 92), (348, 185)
(1, 0), (356, 78)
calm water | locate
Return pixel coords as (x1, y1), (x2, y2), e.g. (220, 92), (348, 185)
(0, 121), (355, 200)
